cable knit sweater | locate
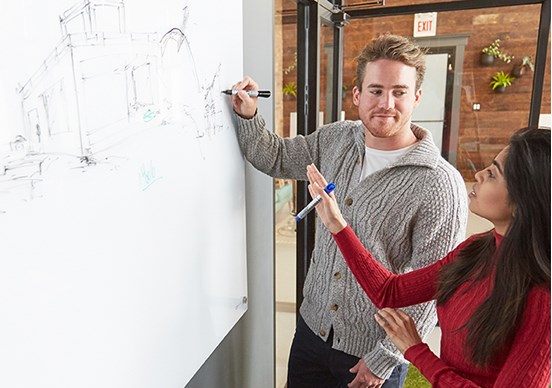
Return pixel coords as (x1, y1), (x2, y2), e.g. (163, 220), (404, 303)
(236, 114), (468, 379)
(334, 227), (551, 387)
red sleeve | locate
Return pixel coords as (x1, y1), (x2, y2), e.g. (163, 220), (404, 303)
(403, 287), (551, 387)
(332, 225), (468, 308)
(404, 343), (480, 387)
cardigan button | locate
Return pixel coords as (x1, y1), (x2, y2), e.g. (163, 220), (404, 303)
(330, 303), (338, 311)
(345, 198), (353, 206)
(334, 272), (342, 280)
(319, 329), (327, 337)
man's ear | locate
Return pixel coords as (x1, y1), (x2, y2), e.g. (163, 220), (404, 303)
(352, 85), (360, 107)
(414, 88), (422, 107)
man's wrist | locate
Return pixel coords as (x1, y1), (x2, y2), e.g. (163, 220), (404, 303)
(234, 108), (257, 120)
(363, 352), (400, 381)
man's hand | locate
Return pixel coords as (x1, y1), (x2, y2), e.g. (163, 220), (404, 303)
(375, 308), (422, 354)
(348, 359), (384, 388)
(230, 76), (259, 119)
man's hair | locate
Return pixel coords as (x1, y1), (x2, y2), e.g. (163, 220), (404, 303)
(355, 33), (427, 91)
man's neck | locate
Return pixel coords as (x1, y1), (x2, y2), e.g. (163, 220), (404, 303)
(364, 125), (418, 151)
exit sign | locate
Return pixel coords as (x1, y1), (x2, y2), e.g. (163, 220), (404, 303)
(414, 12), (437, 37)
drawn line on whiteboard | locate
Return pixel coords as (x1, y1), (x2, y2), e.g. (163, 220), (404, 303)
(139, 161), (162, 191)
(141, 176), (162, 191)
(1, 0), (231, 213)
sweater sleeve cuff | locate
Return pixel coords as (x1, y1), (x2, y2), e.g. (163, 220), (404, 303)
(236, 111), (264, 131)
(404, 343), (445, 381)
(363, 346), (405, 381)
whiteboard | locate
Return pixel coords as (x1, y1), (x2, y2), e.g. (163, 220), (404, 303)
(0, 1), (247, 387)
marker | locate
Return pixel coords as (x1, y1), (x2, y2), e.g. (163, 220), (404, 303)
(221, 89), (271, 98)
(295, 182), (336, 222)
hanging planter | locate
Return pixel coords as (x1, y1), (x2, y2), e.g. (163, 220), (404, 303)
(480, 39), (514, 66)
(480, 52), (495, 66)
(490, 71), (515, 93)
(512, 65), (524, 78)
(282, 81), (297, 100)
(512, 55), (534, 78)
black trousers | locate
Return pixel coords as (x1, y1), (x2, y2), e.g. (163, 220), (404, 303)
(287, 315), (408, 388)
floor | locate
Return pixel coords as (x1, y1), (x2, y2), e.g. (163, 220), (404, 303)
(274, 182), (492, 388)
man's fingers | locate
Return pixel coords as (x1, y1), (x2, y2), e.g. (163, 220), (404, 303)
(231, 76), (260, 99)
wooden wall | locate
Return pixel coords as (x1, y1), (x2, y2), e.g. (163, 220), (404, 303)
(277, 2), (550, 180)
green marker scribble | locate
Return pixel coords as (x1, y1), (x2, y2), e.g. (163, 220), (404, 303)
(143, 109), (157, 122)
(139, 161), (162, 191)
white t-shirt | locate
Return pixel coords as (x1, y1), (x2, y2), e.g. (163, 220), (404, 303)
(359, 143), (417, 181)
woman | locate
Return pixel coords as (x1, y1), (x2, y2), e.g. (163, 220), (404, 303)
(306, 127), (550, 387)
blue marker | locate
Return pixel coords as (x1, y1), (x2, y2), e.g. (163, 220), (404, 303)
(295, 182), (336, 222)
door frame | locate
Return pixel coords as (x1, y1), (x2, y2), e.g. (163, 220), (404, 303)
(413, 34), (470, 165)
(338, 0), (550, 126)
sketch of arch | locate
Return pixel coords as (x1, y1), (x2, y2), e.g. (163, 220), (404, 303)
(1, 0), (228, 212)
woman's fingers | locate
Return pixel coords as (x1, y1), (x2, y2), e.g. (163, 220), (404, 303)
(394, 309), (412, 322)
(375, 308), (400, 328)
(375, 308), (422, 354)
(307, 164), (328, 187)
(306, 165), (330, 199)
(307, 164), (336, 200)
(307, 183), (318, 199)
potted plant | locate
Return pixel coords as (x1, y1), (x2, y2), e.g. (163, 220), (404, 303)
(512, 55), (535, 77)
(481, 39), (515, 66)
(282, 81), (297, 98)
(490, 71), (515, 93)
(283, 51), (297, 75)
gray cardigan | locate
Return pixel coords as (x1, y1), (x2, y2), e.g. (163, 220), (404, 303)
(237, 114), (468, 379)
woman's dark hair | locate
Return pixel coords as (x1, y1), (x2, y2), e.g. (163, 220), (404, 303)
(436, 127), (551, 367)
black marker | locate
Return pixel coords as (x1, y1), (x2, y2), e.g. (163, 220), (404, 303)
(221, 89), (271, 98)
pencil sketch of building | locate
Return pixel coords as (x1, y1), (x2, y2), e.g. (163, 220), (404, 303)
(0, 0), (226, 212)
(18, 0), (160, 158)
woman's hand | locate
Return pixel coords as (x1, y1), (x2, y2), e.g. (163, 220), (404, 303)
(306, 164), (347, 234)
(374, 308), (423, 354)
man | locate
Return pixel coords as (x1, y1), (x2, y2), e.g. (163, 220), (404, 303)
(229, 34), (467, 387)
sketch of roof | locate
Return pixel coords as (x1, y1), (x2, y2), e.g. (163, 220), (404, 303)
(60, 0), (126, 36)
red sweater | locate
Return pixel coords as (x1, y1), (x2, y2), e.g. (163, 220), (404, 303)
(334, 226), (551, 387)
